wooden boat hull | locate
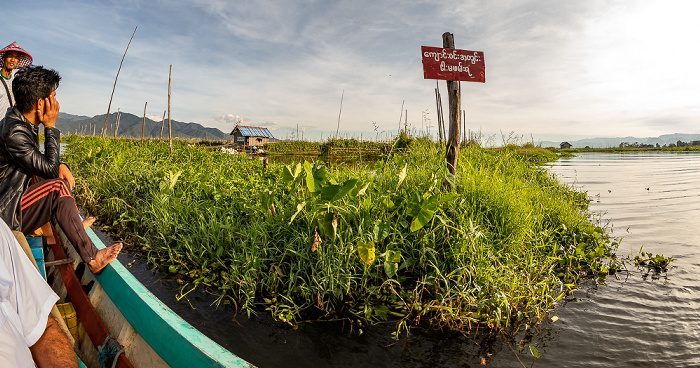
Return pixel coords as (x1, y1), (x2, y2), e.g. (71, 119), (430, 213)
(44, 224), (254, 368)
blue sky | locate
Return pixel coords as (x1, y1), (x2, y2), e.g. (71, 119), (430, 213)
(10, 0), (700, 143)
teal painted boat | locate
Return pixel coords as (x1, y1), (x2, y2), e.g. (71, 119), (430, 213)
(43, 224), (255, 368)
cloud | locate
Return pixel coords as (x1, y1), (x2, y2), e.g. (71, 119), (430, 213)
(215, 114), (244, 125)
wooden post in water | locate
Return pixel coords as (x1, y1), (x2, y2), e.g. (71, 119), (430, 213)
(141, 102), (147, 145)
(168, 65), (173, 154)
(443, 32), (460, 190)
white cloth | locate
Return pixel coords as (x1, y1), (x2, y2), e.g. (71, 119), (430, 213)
(0, 220), (58, 367)
(0, 70), (15, 122)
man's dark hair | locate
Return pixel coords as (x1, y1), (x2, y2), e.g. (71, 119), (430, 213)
(12, 66), (61, 113)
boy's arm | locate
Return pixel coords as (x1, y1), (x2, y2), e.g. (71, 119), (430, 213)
(3, 126), (61, 179)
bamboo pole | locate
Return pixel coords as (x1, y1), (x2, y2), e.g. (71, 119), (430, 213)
(335, 89), (344, 139)
(160, 110), (165, 140)
(113, 109), (121, 138)
(404, 110), (407, 133)
(141, 101), (147, 145)
(103, 26), (137, 139)
(397, 100), (404, 135)
(168, 65), (173, 154)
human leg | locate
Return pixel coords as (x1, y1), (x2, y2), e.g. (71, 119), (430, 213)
(20, 178), (121, 273)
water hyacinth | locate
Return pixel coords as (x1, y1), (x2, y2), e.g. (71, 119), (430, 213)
(63, 136), (619, 335)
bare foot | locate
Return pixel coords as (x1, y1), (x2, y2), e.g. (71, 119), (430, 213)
(88, 243), (122, 274)
(82, 216), (96, 229)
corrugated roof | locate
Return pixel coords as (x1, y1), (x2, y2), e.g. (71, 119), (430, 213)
(230, 125), (274, 138)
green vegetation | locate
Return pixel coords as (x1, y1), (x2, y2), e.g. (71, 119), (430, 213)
(63, 135), (618, 336)
(264, 140), (322, 154)
(634, 250), (675, 280)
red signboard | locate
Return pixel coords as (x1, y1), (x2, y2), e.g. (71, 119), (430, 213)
(421, 46), (485, 83)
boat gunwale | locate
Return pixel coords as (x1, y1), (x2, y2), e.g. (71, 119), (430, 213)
(79, 226), (254, 368)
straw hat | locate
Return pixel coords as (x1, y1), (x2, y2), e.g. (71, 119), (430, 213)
(0, 42), (33, 69)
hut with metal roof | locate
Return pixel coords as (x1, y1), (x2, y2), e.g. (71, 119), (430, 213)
(229, 125), (274, 148)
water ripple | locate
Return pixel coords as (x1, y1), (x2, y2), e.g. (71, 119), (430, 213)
(537, 152), (700, 367)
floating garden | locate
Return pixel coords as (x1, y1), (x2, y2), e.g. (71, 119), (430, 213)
(63, 136), (619, 336)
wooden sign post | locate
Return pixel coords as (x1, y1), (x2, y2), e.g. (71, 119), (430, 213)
(443, 33), (460, 189)
(421, 33), (485, 190)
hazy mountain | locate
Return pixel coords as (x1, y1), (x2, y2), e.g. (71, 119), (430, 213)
(539, 133), (700, 148)
(55, 112), (228, 141)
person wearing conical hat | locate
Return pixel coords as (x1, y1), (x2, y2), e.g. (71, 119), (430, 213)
(0, 42), (33, 121)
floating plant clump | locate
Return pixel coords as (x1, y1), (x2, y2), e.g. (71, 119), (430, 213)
(63, 135), (620, 336)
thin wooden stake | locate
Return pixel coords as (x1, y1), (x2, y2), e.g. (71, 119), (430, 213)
(168, 65), (173, 154)
(113, 109), (121, 138)
(103, 26), (137, 139)
(335, 89), (344, 139)
(397, 100), (404, 135)
(141, 101), (147, 145)
(160, 110), (165, 140)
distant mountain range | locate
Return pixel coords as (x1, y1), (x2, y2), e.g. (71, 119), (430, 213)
(56, 112), (229, 141)
(539, 133), (700, 149)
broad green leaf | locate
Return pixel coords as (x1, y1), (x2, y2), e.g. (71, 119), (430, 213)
(318, 212), (336, 239)
(410, 195), (440, 232)
(321, 179), (358, 202)
(281, 165), (295, 184)
(388, 250), (401, 263)
(282, 163), (302, 185)
(304, 161), (317, 193)
(383, 250), (401, 278)
(396, 164), (407, 190)
(289, 201), (306, 224)
(356, 240), (376, 265)
(334, 179), (358, 202)
(384, 259), (398, 278)
(313, 165), (328, 185)
(382, 197), (395, 211)
(320, 184), (341, 202)
(373, 220), (390, 243)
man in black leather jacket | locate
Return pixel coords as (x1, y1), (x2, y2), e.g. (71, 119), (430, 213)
(0, 66), (121, 274)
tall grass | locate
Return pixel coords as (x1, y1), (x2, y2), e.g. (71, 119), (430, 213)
(63, 136), (618, 335)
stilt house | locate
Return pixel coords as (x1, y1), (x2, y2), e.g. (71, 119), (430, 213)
(229, 125), (274, 148)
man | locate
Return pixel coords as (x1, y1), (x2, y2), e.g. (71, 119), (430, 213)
(0, 219), (79, 367)
(0, 42), (33, 121)
(0, 65), (121, 274)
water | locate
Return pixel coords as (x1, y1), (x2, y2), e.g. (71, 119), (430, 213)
(109, 151), (700, 367)
(526, 152), (700, 367)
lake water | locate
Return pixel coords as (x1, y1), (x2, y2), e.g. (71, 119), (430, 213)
(113, 151), (700, 367)
(520, 152), (700, 367)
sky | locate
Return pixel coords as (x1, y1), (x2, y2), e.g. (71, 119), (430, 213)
(9, 0), (700, 143)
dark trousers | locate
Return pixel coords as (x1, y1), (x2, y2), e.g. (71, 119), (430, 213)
(20, 178), (97, 263)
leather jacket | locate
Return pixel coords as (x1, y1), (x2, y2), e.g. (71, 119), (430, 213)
(0, 107), (61, 231)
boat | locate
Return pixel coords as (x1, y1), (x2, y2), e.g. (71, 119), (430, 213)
(33, 222), (255, 368)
